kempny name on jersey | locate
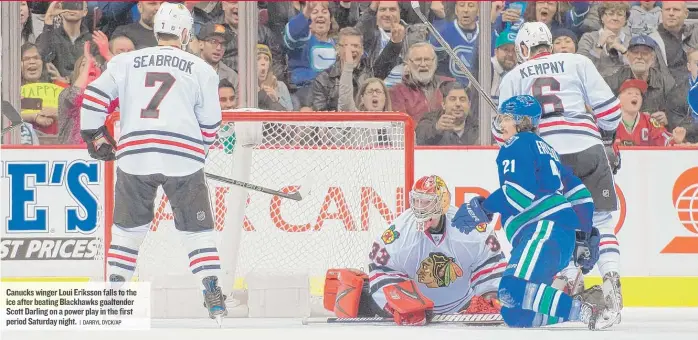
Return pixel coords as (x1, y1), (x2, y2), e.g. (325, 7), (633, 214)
(519, 60), (565, 79)
(133, 54), (194, 74)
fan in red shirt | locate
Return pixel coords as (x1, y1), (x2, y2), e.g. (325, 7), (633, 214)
(615, 79), (686, 146)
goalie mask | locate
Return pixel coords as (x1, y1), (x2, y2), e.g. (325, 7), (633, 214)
(410, 175), (451, 231)
(154, 2), (194, 48)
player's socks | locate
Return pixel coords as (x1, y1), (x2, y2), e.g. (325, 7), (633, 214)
(499, 276), (579, 321)
(500, 307), (565, 328)
(592, 212), (620, 276)
(106, 224), (149, 287)
(181, 230), (223, 290)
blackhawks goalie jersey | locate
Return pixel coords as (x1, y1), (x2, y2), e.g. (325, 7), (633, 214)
(368, 207), (507, 314)
(80, 46), (222, 177)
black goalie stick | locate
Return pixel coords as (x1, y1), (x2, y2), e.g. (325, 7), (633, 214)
(205, 172), (310, 201)
(302, 313), (504, 326)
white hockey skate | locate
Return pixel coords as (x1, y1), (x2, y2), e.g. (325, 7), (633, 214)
(602, 271), (623, 324)
(202, 276), (228, 326)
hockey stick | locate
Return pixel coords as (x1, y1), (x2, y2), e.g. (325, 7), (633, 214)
(302, 313), (504, 326)
(409, 1), (498, 113)
(1, 101), (24, 136)
(204, 172), (310, 201)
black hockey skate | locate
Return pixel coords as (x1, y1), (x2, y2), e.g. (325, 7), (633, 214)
(202, 276), (227, 325)
(574, 285), (619, 330)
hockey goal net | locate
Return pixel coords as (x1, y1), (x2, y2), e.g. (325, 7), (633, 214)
(104, 110), (414, 318)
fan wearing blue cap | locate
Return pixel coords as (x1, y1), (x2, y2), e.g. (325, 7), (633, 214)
(452, 95), (613, 330)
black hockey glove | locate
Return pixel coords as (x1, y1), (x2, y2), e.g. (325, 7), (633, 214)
(80, 125), (117, 161)
(600, 129), (621, 175)
(574, 227), (601, 275)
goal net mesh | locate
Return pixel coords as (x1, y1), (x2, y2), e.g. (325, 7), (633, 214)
(105, 111), (414, 314)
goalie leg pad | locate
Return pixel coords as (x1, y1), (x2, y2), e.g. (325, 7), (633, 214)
(383, 280), (434, 326)
(323, 269), (367, 317)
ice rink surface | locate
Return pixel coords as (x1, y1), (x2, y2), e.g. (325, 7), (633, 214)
(2, 308), (697, 340)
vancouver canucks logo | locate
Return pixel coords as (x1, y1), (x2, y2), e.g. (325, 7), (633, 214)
(417, 252), (463, 288)
(381, 225), (400, 245)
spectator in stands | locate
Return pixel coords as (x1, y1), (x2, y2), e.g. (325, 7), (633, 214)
(432, 1), (491, 87)
(220, 1), (285, 79)
(416, 81), (478, 146)
(552, 28), (578, 53)
(604, 35), (676, 123)
(495, 1), (590, 36)
(109, 35), (135, 56)
(20, 43), (64, 144)
(185, 1), (224, 37)
(312, 27), (402, 111)
(197, 23), (239, 89)
(667, 49), (698, 144)
(89, 2), (138, 37)
(491, 31), (516, 107)
(57, 43), (102, 145)
(111, 1), (162, 50)
(654, 1), (698, 82)
(390, 43), (444, 124)
(258, 44), (293, 111)
(578, 2), (631, 77)
(218, 79), (237, 110)
(615, 79), (686, 146)
(337, 37), (393, 112)
(629, 1), (662, 36)
(284, 1), (338, 110)
(355, 1), (410, 87)
(37, 1), (92, 78)
(20, 1), (36, 45)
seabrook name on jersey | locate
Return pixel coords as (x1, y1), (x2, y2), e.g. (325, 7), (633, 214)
(133, 54), (194, 74)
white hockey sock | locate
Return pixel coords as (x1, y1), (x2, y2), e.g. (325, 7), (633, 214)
(180, 230), (222, 291)
(107, 224), (149, 287)
(593, 211), (620, 276)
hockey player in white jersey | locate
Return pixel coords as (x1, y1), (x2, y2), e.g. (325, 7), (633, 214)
(323, 175), (507, 325)
(496, 22), (623, 322)
(79, 3), (226, 323)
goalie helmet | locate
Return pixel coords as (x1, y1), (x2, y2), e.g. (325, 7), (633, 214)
(154, 2), (193, 48)
(514, 22), (552, 63)
(410, 175), (451, 230)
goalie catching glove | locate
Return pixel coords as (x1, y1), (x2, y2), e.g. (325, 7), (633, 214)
(80, 126), (117, 161)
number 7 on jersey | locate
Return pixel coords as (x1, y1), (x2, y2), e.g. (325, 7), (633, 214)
(141, 72), (176, 119)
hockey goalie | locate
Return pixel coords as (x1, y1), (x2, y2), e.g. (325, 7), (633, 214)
(323, 175), (507, 325)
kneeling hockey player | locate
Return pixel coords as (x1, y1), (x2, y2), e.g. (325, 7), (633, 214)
(324, 175), (507, 325)
(452, 95), (615, 330)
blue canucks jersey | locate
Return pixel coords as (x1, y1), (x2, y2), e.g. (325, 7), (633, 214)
(483, 132), (594, 245)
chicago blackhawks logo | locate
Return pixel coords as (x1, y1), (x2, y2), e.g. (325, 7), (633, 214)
(416, 252), (463, 288)
(381, 225), (400, 245)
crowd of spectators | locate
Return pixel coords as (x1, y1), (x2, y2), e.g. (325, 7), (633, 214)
(14, 1), (698, 147)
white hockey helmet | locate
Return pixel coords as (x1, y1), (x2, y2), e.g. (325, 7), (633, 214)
(154, 2), (194, 48)
(514, 22), (553, 63)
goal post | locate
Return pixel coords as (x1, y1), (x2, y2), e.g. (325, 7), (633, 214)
(104, 110), (415, 318)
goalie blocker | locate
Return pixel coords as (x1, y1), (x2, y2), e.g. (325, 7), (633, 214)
(323, 269), (500, 326)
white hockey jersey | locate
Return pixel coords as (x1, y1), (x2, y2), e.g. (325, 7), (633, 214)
(80, 46), (222, 176)
(368, 207), (506, 314)
(497, 53), (621, 154)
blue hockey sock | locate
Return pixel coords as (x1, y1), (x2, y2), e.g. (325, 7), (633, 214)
(500, 276), (581, 322)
